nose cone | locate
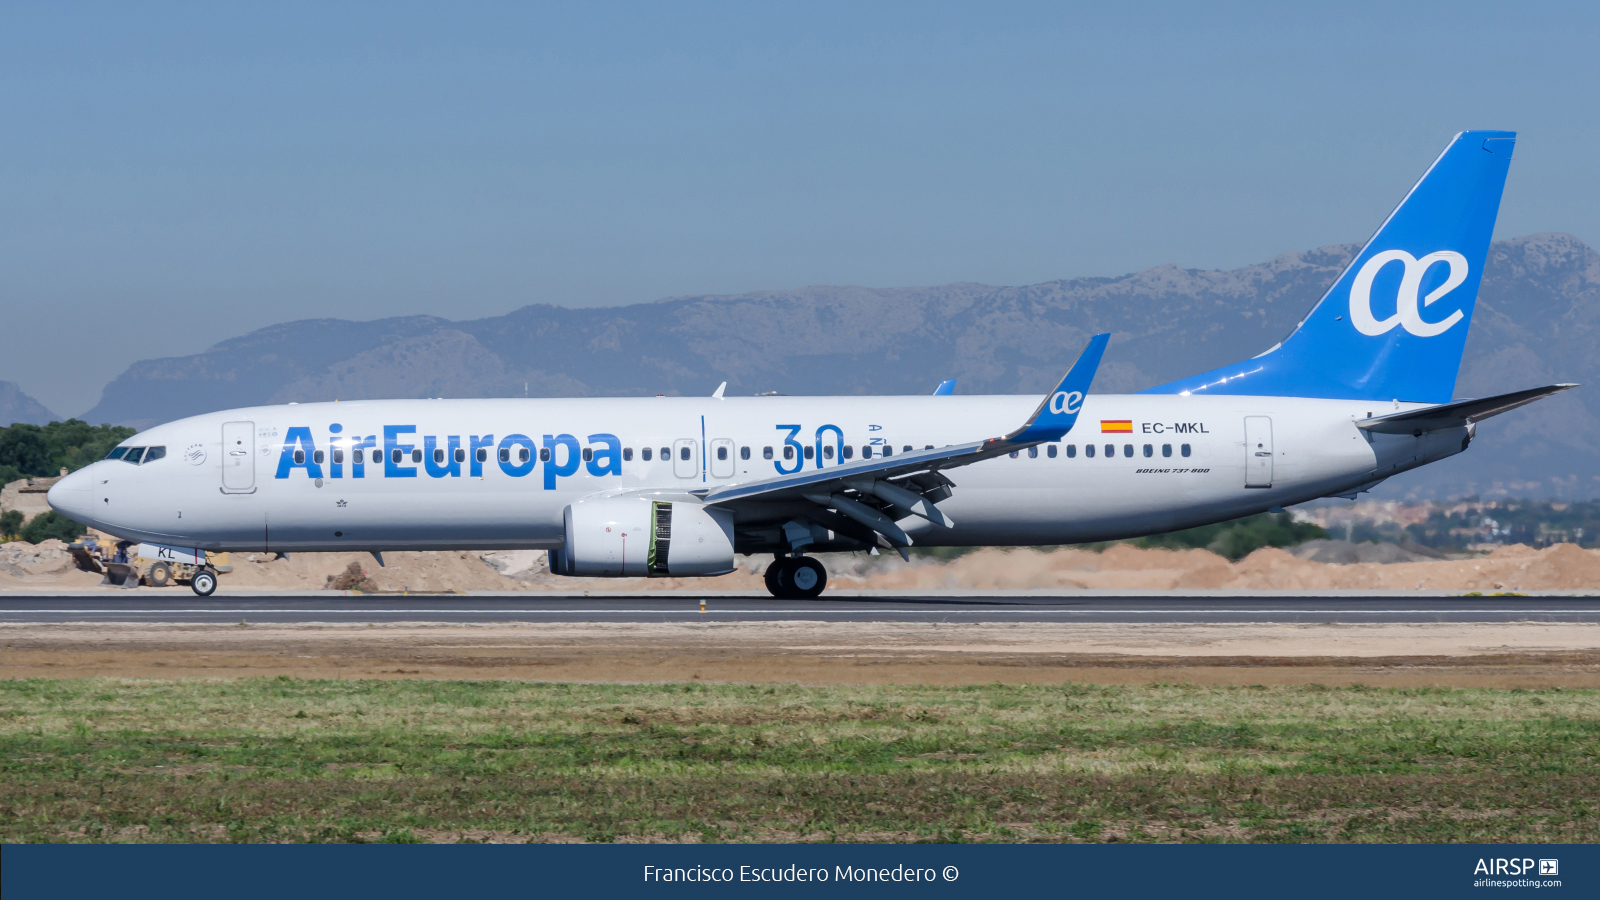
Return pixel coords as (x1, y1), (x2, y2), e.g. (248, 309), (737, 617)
(47, 467), (94, 517)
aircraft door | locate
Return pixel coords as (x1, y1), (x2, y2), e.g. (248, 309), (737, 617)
(709, 438), (735, 478)
(672, 438), (698, 479)
(221, 421), (256, 492)
(1244, 416), (1273, 487)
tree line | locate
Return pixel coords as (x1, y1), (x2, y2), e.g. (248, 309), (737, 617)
(1, 419), (135, 542)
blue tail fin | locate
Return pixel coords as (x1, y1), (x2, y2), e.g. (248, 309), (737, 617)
(1144, 130), (1515, 403)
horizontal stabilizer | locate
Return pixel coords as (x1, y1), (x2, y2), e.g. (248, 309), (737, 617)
(1356, 384), (1577, 434)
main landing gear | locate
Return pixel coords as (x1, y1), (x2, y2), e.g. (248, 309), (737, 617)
(765, 556), (827, 599)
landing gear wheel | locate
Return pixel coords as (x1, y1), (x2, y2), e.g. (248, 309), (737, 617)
(764, 560), (784, 597)
(191, 568), (218, 597)
(145, 561), (172, 587)
(787, 557), (827, 599)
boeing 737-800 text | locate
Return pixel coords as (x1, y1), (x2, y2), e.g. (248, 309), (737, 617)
(49, 130), (1574, 597)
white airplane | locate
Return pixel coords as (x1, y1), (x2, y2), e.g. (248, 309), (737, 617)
(49, 130), (1573, 597)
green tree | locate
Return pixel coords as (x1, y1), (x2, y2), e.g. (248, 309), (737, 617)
(0, 420), (136, 477)
(1129, 512), (1328, 560)
(20, 510), (85, 544)
(0, 508), (23, 539)
(42, 419), (138, 472)
(0, 426), (50, 475)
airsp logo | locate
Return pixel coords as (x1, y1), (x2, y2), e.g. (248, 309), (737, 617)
(1349, 249), (1469, 337)
(1049, 390), (1084, 416)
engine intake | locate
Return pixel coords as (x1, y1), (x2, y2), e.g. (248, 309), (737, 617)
(551, 496), (736, 577)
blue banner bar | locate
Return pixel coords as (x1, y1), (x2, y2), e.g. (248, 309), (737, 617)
(3, 844), (1593, 900)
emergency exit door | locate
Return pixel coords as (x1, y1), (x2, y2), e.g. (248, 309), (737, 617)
(1244, 416), (1273, 488)
(709, 438), (736, 478)
(221, 421), (255, 492)
(672, 438), (699, 479)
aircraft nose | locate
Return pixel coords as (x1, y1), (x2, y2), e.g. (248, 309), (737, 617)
(47, 466), (94, 516)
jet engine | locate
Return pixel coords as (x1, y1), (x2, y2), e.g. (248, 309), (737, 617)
(550, 495), (736, 578)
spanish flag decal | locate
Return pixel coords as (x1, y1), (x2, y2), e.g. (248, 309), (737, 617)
(1100, 420), (1133, 433)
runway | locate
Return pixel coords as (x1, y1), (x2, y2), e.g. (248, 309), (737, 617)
(2, 593), (1599, 623)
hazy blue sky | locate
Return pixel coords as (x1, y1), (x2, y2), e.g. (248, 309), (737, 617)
(2, 1), (1597, 416)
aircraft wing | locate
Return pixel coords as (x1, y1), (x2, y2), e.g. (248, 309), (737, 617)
(700, 334), (1109, 551)
(1356, 384), (1577, 435)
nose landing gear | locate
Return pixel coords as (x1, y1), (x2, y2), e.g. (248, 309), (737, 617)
(764, 556), (827, 599)
(191, 568), (219, 597)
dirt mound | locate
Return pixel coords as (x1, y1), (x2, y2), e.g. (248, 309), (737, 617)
(834, 542), (1600, 593)
(0, 539), (102, 588)
(218, 549), (772, 594)
(225, 550), (527, 593)
(827, 546), (1237, 592)
(0, 539), (76, 578)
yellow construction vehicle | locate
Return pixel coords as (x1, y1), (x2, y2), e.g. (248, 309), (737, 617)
(69, 533), (232, 594)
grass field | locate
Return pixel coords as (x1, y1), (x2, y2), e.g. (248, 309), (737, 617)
(1, 679), (1596, 843)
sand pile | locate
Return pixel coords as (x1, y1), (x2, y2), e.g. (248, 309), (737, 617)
(823, 542), (1600, 593)
(0, 540), (101, 587)
(828, 544), (1235, 591)
(219, 549), (771, 593)
(1, 540), (75, 578)
(4, 540), (1600, 592)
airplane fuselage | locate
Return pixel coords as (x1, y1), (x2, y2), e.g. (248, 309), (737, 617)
(48, 393), (1467, 554)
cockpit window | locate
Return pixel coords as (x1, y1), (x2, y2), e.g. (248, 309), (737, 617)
(121, 447), (146, 464)
(106, 447), (129, 460)
(142, 446), (166, 463)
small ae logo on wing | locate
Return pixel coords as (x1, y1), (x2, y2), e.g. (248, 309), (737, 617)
(1049, 391), (1084, 416)
(1348, 249), (1469, 338)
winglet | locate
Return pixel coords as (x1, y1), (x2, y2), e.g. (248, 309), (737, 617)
(932, 379), (957, 396)
(711, 382), (727, 399)
(1001, 333), (1110, 444)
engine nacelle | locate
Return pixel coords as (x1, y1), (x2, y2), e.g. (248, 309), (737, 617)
(551, 496), (736, 577)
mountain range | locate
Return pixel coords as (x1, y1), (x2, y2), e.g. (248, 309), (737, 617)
(57, 232), (1600, 501)
(0, 382), (56, 427)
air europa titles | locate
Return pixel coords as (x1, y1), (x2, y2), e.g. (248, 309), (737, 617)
(273, 424), (622, 490)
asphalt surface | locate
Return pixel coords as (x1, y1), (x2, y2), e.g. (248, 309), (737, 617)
(1, 594), (1598, 624)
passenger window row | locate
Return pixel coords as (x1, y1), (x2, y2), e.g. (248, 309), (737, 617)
(1060, 443), (1191, 459)
(322, 447), (528, 466)
(614, 443), (918, 463)
(113, 439), (1192, 470)
(1009, 443), (1193, 459)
